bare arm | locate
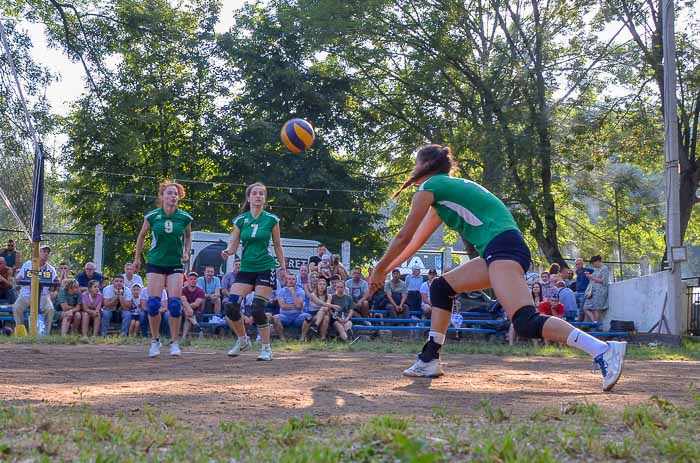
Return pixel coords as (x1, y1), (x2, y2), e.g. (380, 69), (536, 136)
(271, 223), (287, 281)
(386, 208), (442, 270)
(182, 223), (192, 264)
(134, 218), (150, 273)
(370, 192), (435, 293)
(221, 225), (241, 259)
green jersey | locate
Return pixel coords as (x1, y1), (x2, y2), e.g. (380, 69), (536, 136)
(233, 210), (280, 272)
(418, 174), (519, 255)
(145, 208), (193, 267)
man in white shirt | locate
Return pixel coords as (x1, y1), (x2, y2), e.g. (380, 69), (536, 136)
(122, 262), (144, 290)
(419, 269), (438, 318)
(12, 245), (57, 334)
(139, 287), (168, 337)
(100, 274), (133, 336)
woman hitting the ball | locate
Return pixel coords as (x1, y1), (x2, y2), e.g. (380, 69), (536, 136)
(369, 145), (626, 391)
(135, 181), (193, 358)
(221, 182), (287, 361)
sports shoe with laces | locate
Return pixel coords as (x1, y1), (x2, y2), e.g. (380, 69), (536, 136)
(227, 337), (252, 357)
(592, 341), (627, 391)
(257, 344), (273, 361)
(148, 340), (161, 358)
(170, 342), (182, 357)
(403, 358), (444, 378)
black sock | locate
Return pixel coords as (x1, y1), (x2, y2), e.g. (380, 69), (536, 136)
(418, 338), (442, 362)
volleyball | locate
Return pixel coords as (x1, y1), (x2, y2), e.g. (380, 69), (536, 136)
(281, 118), (315, 153)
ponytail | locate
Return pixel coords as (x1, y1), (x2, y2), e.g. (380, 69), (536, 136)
(393, 145), (455, 198)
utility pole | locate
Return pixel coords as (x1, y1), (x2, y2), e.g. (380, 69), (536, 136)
(662, 0), (683, 334)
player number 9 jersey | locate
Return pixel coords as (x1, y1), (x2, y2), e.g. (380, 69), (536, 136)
(145, 208), (193, 267)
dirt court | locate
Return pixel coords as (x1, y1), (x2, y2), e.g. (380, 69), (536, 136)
(1, 344), (698, 424)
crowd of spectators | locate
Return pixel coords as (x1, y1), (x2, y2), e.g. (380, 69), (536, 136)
(0, 239), (611, 342)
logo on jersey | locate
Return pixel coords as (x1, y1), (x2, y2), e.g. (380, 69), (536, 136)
(244, 218), (250, 224)
(156, 215), (162, 219)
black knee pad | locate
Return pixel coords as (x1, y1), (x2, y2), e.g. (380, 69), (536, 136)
(252, 296), (268, 327)
(512, 305), (547, 339)
(430, 277), (456, 312)
(224, 296), (241, 322)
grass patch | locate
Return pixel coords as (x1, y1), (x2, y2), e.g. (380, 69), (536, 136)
(2, 334), (700, 361)
(1, 394), (699, 462)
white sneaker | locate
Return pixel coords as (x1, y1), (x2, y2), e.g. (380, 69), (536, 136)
(148, 340), (161, 358)
(592, 341), (627, 391)
(257, 344), (273, 361)
(170, 342), (182, 357)
(403, 358), (444, 378)
(227, 337), (252, 357)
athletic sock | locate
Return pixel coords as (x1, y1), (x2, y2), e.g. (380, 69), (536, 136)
(262, 343), (270, 348)
(566, 329), (608, 358)
(240, 335), (249, 343)
(418, 334), (444, 362)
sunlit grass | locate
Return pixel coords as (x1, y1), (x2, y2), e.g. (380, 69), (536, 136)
(1, 391), (699, 462)
(1, 334), (699, 361)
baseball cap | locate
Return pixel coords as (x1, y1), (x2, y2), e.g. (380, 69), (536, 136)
(132, 283), (142, 288)
(39, 244), (51, 252)
(411, 264), (421, 270)
(188, 271), (198, 277)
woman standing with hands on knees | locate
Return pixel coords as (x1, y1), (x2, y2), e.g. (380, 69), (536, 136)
(134, 181), (193, 358)
(369, 145), (626, 391)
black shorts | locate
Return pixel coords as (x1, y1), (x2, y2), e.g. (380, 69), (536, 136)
(233, 269), (277, 289)
(483, 229), (532, 273)
(146, 264), (184, 276)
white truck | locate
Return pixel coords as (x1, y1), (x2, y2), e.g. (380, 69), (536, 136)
(188, 231), (320, 276)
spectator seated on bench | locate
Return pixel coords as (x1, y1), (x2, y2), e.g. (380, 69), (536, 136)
(328, 279), (356, 342)
(57, 279), (83, 336)
(181, 271), (205, 339)
(197, 266), (222, 315)
(100, 274), (132, 336)
(555, 280), (578, 321)
(80, 280), (103, 337)
(0, 257), (17, 304)
(345, 267), (370, 318)
(272, 274), (311, 341)
(139, 287), (170, 338)
(127, 284), (144, 336)
(13, 246), (57, 335)
(306, 276), (331, 340)
(419, 269), (437, 318)
(384, 269), (409, 319)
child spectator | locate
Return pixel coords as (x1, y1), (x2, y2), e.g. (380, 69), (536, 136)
(58, 279), (82, 336)
(127, 284), (144, 336)
(81, 280), (102, 337)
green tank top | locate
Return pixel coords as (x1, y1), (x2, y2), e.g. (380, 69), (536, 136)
(418, 174), (519, 255)
(233, 210), (280, 272)
(145, 208), (193, 267)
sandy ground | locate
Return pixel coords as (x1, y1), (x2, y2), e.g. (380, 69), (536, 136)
(1, 343), (698, 424)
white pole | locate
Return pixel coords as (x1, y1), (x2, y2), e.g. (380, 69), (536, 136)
(94, 224), (104, 273)
(662, 0), (682, 334)
(341, 240), (351, 270)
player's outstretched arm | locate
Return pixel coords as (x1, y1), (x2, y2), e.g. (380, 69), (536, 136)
(385, 207), (442, 271)
(369, 191), (437, 293)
